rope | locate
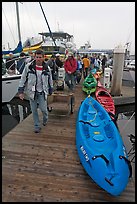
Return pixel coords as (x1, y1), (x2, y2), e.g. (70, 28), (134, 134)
(87, 96), (98, 123)
(120, 111), (135, 134)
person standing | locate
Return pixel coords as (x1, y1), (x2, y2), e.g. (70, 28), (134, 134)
(55, 53), (63, 68)
(75, 55), (83, 84)
(82, 54), (90, 79)
(16, 52), (26, 74)
(64, 52), (77, 91)
(46, 54), (59, 81)
(18, 49), (53, 133)
(101, 55), (107, 74)
(25, 50), (35, 63)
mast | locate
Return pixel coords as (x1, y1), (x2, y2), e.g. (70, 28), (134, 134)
(15, 2), (21, 42)
(39, 2), (57, 48)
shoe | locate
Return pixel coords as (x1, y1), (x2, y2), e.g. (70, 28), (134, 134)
(34, 127), (41, 133)
(43, 120), (48, 126)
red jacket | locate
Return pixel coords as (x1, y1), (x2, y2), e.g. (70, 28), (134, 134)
(64, 57), (77, 74)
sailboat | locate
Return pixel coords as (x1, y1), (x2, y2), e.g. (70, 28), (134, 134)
(2, 2), (22, 103)
(2, 41), (23, 55)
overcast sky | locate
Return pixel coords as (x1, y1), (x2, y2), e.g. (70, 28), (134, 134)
(2, 2), (135, 54)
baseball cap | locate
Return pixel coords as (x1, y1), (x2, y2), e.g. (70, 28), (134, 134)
(68, 52), (73, 56)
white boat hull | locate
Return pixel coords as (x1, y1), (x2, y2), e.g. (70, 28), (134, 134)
(2, 74), (21, 103)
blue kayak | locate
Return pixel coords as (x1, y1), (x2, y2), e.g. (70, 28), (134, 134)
(76, 95), (132, 196)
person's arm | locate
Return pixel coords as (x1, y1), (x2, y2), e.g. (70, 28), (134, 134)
(18, 63), (30, 99)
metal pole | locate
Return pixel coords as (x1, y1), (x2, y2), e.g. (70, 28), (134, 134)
(15, 2), (21, 42)
(39, 2), (57, 47)
(110, 45), (125, 96)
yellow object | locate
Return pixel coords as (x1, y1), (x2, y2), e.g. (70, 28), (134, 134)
(94, 132), (100, 134)
(23, 44), (42, 52)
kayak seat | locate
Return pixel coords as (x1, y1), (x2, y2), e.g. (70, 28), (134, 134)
(93, 134), (105, 142)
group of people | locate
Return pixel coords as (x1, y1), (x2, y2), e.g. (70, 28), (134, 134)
(17, 50), (81, 133)
(4, 49), (109, 134)
(3, 51), (34, 75)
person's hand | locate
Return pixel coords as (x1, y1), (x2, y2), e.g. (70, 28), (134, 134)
(49, 87), (53, 95)
(19, 93), (24, 100)
(68, 71), (71, 74)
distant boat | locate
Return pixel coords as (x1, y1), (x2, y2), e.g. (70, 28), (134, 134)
(22, 37), (43, 52)
(76, 95), (132, 196)
(39, 31), (76, 55)
(2, 41), (23, 55)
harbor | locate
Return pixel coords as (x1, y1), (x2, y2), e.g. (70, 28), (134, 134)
(2, 2), (135, 202)
(2, 81), (135, 202)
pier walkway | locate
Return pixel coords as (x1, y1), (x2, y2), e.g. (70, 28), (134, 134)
(2, 81), (135, 202)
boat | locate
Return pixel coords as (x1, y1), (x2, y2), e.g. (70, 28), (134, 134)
(76, 95), (132, 196)
(2, 2), (23, 103)
(2, 73), (21, 103)
(2, 41), (23, 55)
(23, 44), (42, 53)
(95, 80), (116, 121)
(39, 31), (76, 55)
(82, 73), (97, 94)
(22, 37), (43, 52)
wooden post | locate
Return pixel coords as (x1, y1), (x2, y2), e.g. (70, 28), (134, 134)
(110, 45), (125, 96)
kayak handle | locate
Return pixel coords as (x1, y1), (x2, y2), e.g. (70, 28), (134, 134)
(105, 177), (114, 186)
(119, 155), (132, 178)
(92, 154), (109, 164)
(79, 120), (98, 127)
(108, 111), (118, 122)
(79, 120), (92, 126)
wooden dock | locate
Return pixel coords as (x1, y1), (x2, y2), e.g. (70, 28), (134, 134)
(2, 82), (135, 202)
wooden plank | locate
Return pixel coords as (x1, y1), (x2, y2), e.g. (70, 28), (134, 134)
(2, 81), (135, 202)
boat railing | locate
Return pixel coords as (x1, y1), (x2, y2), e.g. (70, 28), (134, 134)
(2, 56), (33, 76)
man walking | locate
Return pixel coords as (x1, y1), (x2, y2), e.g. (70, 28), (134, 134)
(64, 52), (77, 91)
(18, 49), (53, 133)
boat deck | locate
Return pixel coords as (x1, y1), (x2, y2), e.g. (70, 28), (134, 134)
(2, 80), (135, 202)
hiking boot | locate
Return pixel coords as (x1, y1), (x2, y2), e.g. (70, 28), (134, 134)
(34, 127), (41, 133)
(43, 120), (48, 126)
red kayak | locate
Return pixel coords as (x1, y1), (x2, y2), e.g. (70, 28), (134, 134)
(95, 81), (116, 120)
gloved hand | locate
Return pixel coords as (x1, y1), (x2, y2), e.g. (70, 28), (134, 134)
(49, 87), (53, 95)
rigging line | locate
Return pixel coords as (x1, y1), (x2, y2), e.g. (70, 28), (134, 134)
(22, 2), (38, 39)
(120, 111), (135, 134)
(2, 7), (16, 45)
(38, 2), (57, 48)
(126, 26), (135, 44)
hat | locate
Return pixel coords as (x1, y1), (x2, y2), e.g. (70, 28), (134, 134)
(68, 52), (73, 57)
(56, 53), (60, 57)
(51, 54), (56, 58)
